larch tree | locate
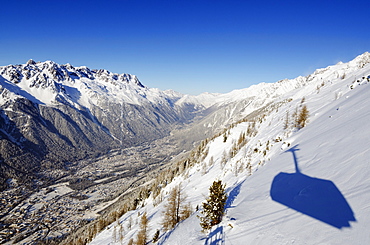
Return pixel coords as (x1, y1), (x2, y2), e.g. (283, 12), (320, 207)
(297, 105), (309, 129)
(161, 185), (192, 231)
(135, 212), (149, 245)
(284, 110), (289, 130)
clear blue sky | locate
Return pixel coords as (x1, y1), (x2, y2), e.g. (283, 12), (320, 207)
(1, 0), (369, 95)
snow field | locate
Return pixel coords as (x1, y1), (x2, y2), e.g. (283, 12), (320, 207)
(89, 53), (370, 244)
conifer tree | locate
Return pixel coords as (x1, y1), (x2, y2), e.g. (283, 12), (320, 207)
(283, 111), (289, 130)
(198, 180), (228, 231)
(112, 224), (117, 243)
(220, 151), (228, 169)
(223, 132), (228, 143)
(161, 185), (191, 231)
(127, 216), (133, 230)
(297, 105), (309, 129)
(292, 106), (299, 128)
(118, 223), (124, 243)
(135, 212), (149, 245)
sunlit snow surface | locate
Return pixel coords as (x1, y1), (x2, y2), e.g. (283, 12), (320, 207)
(91, 53), (370, 244)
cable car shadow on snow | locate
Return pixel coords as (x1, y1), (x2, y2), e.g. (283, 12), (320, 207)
(270, 145), (356, 229)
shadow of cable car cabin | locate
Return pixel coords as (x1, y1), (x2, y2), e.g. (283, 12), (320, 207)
(270, 145), (356, 229)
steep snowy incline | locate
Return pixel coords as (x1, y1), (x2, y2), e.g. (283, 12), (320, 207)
(165, 59), (370, 244)
(89, 54), (370, 245)
(221, 76), (370, 244)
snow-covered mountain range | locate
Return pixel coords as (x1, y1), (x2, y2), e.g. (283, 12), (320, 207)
(0, 60), (199, 190)
(1, 53), (369, 184)
(1, 52), (370, 244)
(86, 52), (370, 244)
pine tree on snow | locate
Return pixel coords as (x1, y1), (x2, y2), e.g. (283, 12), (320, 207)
(198, 180), (227, 231)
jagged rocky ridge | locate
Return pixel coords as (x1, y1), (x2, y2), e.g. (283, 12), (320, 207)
(0, 60), (198, 190)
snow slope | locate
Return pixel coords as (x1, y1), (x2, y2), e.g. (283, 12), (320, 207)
(90, 53), (370, 245)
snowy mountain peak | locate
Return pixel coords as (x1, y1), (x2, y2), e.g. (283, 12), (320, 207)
(26, 59), (36, 65)
(0, 60), (162, 107)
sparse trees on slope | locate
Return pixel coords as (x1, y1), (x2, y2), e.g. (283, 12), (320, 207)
(198, 180), (227, 231)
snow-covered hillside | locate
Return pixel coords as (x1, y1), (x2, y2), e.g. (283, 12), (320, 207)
(89, 52), (370, 245)
(178, 52), (370, 114)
